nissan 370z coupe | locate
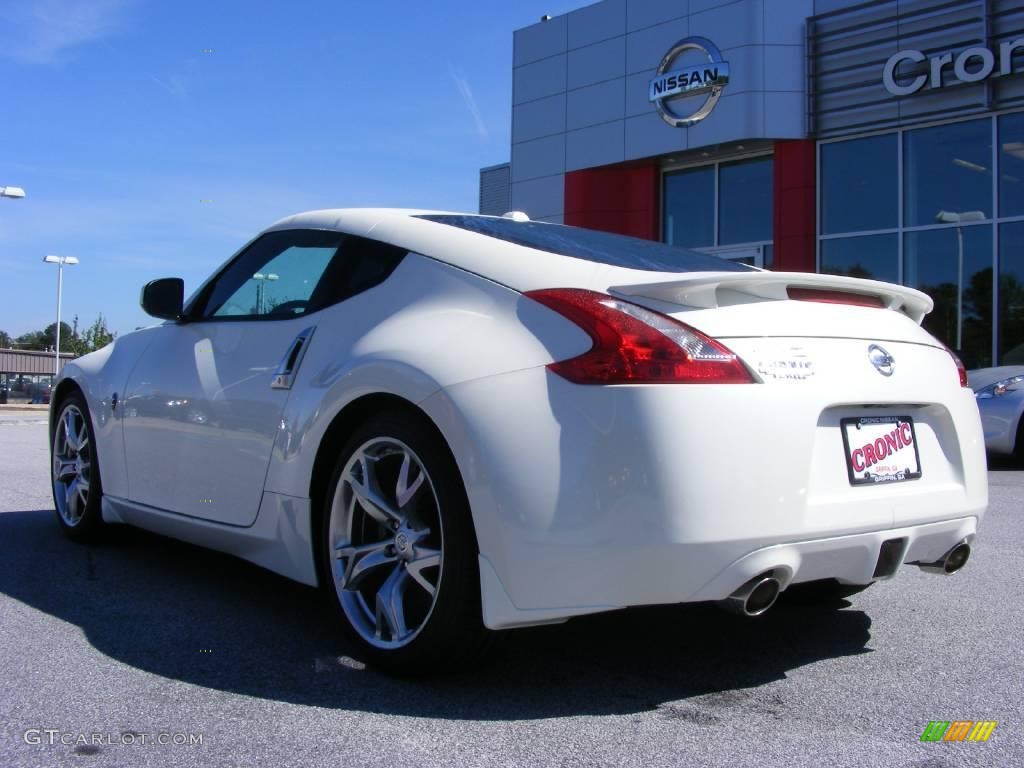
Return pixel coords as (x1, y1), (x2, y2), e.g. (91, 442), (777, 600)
(50, 209), (987, 673)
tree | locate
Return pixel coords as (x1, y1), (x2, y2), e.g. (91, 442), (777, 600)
(81, 314), (116, 352)
(15, 322), (73, 351)
(0, 330), (11, 349)
(10, 317), (113, 356)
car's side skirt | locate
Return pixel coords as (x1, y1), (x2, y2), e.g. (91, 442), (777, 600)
(101, 493), (317, 586)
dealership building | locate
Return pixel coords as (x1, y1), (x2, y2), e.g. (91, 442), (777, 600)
(479, 0), (1024, 368)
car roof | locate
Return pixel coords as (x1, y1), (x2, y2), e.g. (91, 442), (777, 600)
(262, 208), (734, 294)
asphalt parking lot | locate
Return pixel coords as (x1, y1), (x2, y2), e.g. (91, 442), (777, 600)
(0, 411), (1021, 768)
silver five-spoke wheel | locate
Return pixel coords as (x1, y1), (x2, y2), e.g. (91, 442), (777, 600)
(329, 437), (444, 649)
(52, 403), (92, 527)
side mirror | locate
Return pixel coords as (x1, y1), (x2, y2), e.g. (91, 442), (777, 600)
(140, 278), (185, 321)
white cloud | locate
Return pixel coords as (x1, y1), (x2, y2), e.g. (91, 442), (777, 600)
(0, 0), (132, 65)
(449, 67), (489, 140)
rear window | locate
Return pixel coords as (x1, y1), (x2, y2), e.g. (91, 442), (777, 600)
(416, 214), (755, 273)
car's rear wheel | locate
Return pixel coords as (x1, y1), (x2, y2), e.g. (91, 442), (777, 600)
(51, 392), (105, 541)
(319, 411), (487, 674)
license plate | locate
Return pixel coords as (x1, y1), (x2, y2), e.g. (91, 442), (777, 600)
(840, 415), (922, 485)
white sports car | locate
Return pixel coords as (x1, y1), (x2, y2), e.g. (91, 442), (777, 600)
(968, 366), (1024, 462)
(51, 209), (987, 673)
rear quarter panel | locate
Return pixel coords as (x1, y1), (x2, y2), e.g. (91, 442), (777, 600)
(262, 253), (589, 498)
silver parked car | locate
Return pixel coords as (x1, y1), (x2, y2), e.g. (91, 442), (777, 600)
(968, 366), (1024, 462)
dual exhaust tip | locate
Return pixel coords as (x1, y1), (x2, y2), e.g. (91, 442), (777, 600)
(719, 573), (781, 617)
(719, 541), (971, 617)
(917, 541), (971, 576)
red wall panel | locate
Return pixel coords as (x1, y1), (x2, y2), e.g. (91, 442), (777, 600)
(564, 162), (660, 240)
(564, 142), (818, 275)
(773, 140), (816, 273)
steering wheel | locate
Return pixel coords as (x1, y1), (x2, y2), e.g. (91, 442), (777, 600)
(269, 300), (308, 316)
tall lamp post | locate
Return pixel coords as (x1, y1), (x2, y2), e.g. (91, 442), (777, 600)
(934, 210), (985, 351)
(252, 272), (278, 314)
(1, 186), (26, 199)
(42, 255), (79, 375)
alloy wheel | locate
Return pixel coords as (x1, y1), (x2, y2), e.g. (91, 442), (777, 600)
(52, 404), (92, 527)
(329, 437), (444, 649)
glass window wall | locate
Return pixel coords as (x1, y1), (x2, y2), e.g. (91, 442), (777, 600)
(903, 119), (992, 227)
(999, 221), (1024, 364)
(663, 167), (714, 248)
(718, 156), (773, 245)
(904, 226), (993, 368)
(663, 155), (773, 267)
(819, 112), (1024, 366)
(999, 112), (1024, 218)
(820, 234), (898, 282)
(821, 134), (897, 235)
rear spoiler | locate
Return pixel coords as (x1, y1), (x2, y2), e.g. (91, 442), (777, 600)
(610, 271), (934, 325)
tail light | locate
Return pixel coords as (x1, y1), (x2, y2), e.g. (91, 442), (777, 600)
(945, 348), (969, 388)
(525, 288), (754, 384)
(787, 287), (885, 308)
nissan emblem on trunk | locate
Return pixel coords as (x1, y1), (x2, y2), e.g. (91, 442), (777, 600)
(868, 344), (896, 376)
(648, 36), (730, 128)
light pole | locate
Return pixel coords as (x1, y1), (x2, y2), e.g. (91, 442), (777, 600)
(252, 272), (278, 314)
(934, 210), (985, 351)
(42, 255), (79, 375)
(1, 186), (26, 199)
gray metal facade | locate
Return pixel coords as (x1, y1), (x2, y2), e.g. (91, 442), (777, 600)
(488, 0), (1024, 227)
(0, 348), (73, 375)
(508, 0), (814, 222)
(478, 163), (512, 215)
(810, 0), (1024, 137)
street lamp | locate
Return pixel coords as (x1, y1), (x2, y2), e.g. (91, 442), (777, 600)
(1, 186), (26, 199)
(42, 255), (79, 375)
(934, 210), (985, 351)
(252, 272), (278, 315)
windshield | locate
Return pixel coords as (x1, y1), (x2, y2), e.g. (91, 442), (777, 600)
(417, 215), (756, 273)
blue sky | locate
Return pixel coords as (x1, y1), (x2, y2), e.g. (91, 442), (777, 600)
(1, 0), (582, 338)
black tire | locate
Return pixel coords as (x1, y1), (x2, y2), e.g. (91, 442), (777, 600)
(781, 579), (872, 606)
(317, 409), (488, 675)
(1015, 417), (1024, 467)
(50, 391), (105, 542)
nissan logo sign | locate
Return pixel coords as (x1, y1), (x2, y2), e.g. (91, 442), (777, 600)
(648, 36), (729, 128)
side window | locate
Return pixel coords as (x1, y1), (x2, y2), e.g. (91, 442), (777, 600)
(194, 230), (408, 321)
(307, 236), (408, 310)
(199, 230), (345, 320)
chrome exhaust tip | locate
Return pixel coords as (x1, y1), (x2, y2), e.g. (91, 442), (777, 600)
(718, 574), (782, 617)
(917, 542), (971, 576)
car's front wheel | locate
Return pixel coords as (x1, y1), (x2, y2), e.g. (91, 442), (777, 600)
(51, 392), (105, 541)
(320, 411), (487, 674)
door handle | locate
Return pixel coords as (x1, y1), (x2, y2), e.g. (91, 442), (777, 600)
(271, 326), (315, 390)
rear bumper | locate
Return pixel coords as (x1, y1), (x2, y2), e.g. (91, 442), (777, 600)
(477, 516), (978, 629)
(687, 516), (977, 600)
(422, 360), (988, 629)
